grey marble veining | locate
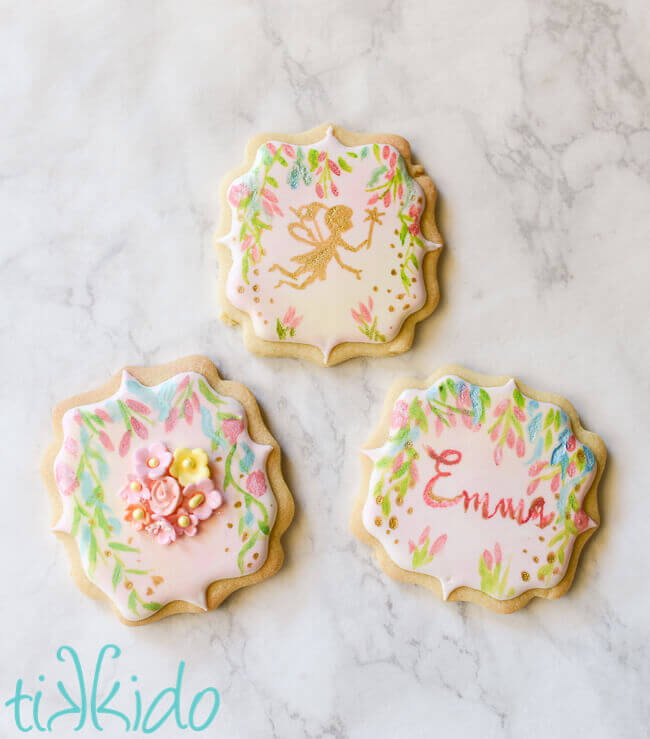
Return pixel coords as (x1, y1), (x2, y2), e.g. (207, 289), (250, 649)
(0, 1), (649, 737)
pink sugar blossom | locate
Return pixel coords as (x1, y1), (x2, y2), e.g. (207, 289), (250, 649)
(351, 308), (362, 324)
(147, 517), (177, 545)
(410, 461), (419, 484)
(408, 204), (420, 219)
(172, 508), (198, 537)
(318, 151), (326, 163)
(241, 234), (253, 252)
(566, 435), (576, 452)
(367, 193), (379, 205)
(223, 418), (244, 445)
(359, 301), (371, 323)
(282, 144), (295, 157)
(383, 191), (391, 207)
(73, 410), (82, 425)
(176, 375), (190, 396)
(246, 470), (267, 498)
(567, 461), (577, 478)
(134, 442), (172, 480)
(191, 392), (200, 411)
(266, 142), (277, 155)
(120, 474), (150, 504)
(490, 424), (501, 442)
(397, 183), (403, 199)
(250, 243), (260, 263)
(408, 221), (419, 236)
(183, 478), (223, 520)
(55, 461), (78, 496)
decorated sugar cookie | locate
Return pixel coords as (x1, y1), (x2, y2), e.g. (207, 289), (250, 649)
(352, 367), (606, 613)
(41, 356), (293, 625)
(215, 123), (442, 365)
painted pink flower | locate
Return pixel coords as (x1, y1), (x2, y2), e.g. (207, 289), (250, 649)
(574, 510), (590, 532)
(494, 542), (502, 566)
(513, 406), (526, 422)
(494, 445), (503, 465)
(246, 470), (267, 498)
(529, 461), (547, 477)
(408, 204), (420, 219)
(483, 549), (493, 569)
(149, 476), (181, 516)
(184, 398), (193, 424)
(435, 416), (444, 436)
(227, 182), (250, 208)
(73, 410), (82, 425)
(330, 182), (339, 197)
(390, 400), (409, 429)
(134, 442), (172, 480)
(526, 478), (540, 496)
(250, 243), (260, 263)
(64, 437), (79, 456)
(566, 435), (576, 452)
(383, 191), (391, 207)
(506, 428), (515, 448)
(172, 508), (198, 537)
(367, 193), (379, 205)
(410, 461), (419, 484)
(429, 534), (447, 557)
(392, 451), (405, 472)
(98, 431), (114, 452)
(359, 301), (371, 323)
(176, 375), (190, 395)
(567, 461), (577, 478)
(241, 234), (253, 252)
(119, 430), (131, 457)
(351, 308), (362, 324)
(94, 408), (112, 423)
(318, 151), (326, 163)
(120, 474), (150, 504)
(55, 461), (78, 496)
(408, 540), (416, 554)
(461, 413), (474, 429)
(408, 221), (419, 236)
(493, 399), (509, 417)
(130, 417), (148, 440)
(382, 145), (390, 159)
(315, 183), (325, 199)
(283, 306), (302, 329)
(418, 526), (431, 546)
(490, 424), (501, 442)
(282, 144), (295, 157)
(266, 142), (277, 155)
(397, 183), (403, 199)
(191, 392), (200, 411)
(223, 418), (244, 445)
(551, 473), (561, 492)
(165, 406), (179, 433)
(126, 398), (151, 415)
(183, 478), (223, 520)
(516, 437), (525, 458)
(147, 517), (177, 545)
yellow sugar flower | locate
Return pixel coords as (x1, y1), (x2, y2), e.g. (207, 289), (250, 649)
(170, 447), (210, 486)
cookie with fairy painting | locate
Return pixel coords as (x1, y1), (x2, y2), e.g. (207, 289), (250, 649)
(352, 366), (606, 613)
(42, 356), (293, 625)
(215, 123), (442, 366)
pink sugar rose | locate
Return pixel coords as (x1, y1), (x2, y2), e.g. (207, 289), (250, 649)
(390, 400), (409, 429)
(172, 508), (198, 537)
(246, 470), (267, 498)
(134, 442), (172, 480)
(120, 474), (151, 504)
(149, 476), (181, 516)
(222, 418), (244, 445)
(183, 478), (223, 520)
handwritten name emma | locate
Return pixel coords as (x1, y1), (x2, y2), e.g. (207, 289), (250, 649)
(4, 645), (219, 733)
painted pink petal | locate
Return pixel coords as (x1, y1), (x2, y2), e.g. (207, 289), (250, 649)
(429, 534), (447, 557)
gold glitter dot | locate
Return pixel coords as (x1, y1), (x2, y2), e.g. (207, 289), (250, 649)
(389, 306), (394, 312)
(394, 229), (399, 235)
(234, 501), (242, 508)
(253, 552), (259, 560)
(390, 269), (397, 275)
(387, 288), (392, 293)
(270, 298), (274, 304)
(521, 571), (530, 582)
(253, 285), (259, 292)
(225, 547), (229, 552)
(237, 286), (244, 294)
(242, 533), (248, 542)
(397, 252), (403, 258)
(397, 293), (405, 300)
(533, 556), (539, 563)
(247, 563), (252, 568)
(403, 304), (410, 310)
(254, 297), (260, 303)
(547, 551), (556, 563)
(253, 269), (259, 275)
(539, 536), (545, 542)
(407, 507), (413, 514)
(396, 497), (403, 507)
(522, 548), (527, 553)
(374, 517), (382, 527)
(375, 494), (383, 505)
(388, 516), (398, 530)
(373, 285), (378, 291)
(227, 523), (233, 528)
(264, 320), (268, 325)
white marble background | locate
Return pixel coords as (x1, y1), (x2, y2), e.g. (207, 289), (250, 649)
(1, 1), (649, 737)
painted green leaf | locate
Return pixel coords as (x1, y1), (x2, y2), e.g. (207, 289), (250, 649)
(258, 521), (270, 536)
(71, 506), (81, 537)
(308, 149), (319, 170)
(338, 156), (352, 172)
(142, 602), (162, 612)
(108, 542), (139, 553)
(237, 531), (259, 573)
(124, 569), (147, 575)
(544, 409), (554, 429)
(373, 143), (380, 161)
(381, 495), (390, 516)
(545, 429), (552, 450)
(439, 383), (448, 402)
(446, 378), (457, 397)
(513, 387), (525, 409)
(96, 507), (111, 537)
(242, 251), (250, 284)
(238, 517), (245, 536)
(112, 562), (122, 590)
(127, 590), (138, 614)
(554, 410), (561, 431)
(88, 534), (98, 576)
(267, 176), (278, 188)
(360, 146), (368, 159)
(198, 378), (222, 405)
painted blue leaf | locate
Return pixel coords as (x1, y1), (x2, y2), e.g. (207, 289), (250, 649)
(244, 509), (254, 527)
(527, 399), (539, 413)
(560, 411), (568, 425)
(455, 380), (466, 397)
(559, 452), (569, 479)
(80, 426), (90, 448)
(557, 482), (571, 515)
(558, 428), (570, 445)
(526, 436), (544, 465)
(104, 400), (118, 421)
(79, 522), (91, 555)
(156, 379), (177, 422)
(81, 472), (94, 502)
(550, 443), (564, 466)
(200, 407), (215, 442)
(97, 457), (110, 481)
(528, 413), (542, 442)
(108, 517), (122, 536)
(126, 380), (159, 413)
(583, 446), (595, 472)
(239, 443), (254, 473)
(470, 385), (481, 424)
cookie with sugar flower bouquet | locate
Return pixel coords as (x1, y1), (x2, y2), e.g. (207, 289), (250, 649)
(41, 356), (293, 625)
(352, 365), (606, 613)
(215, 123), (443, 366)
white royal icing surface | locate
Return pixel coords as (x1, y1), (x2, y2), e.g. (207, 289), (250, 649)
(218, 127), (441, 359)
(362, 376), (598, 600)
(52, 371), (276, 621)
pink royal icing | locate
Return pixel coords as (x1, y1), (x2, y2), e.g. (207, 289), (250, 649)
(52, 371), (276, 621)
(218, 126), (442, 360)
(362, 376), (598, 600)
